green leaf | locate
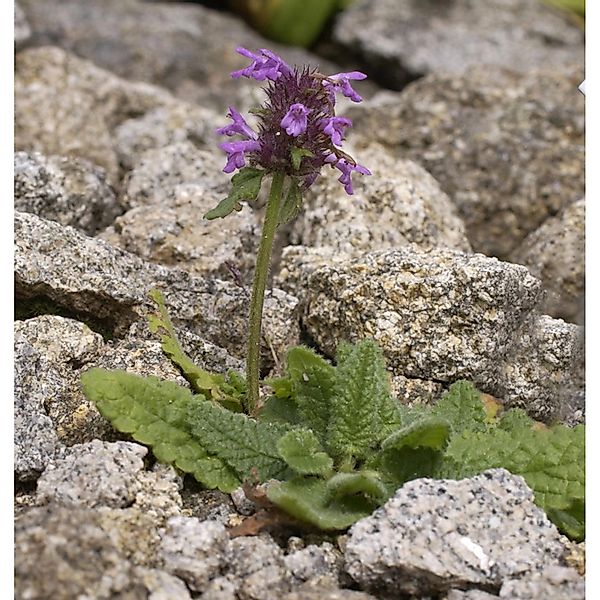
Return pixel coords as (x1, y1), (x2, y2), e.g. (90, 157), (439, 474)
(185, 401), (291, 481)
(277, 429), (333, 475)
(257, 395), (302, 427)
(327, 339), (393, 460)
(373, 446), (442, 494)
(148, 289), (245, 410)
(286, 346), (337, 444)
(204, 167), (265, 220)
(80, 368), (239, 492)
(439, 424), (585, 541)
(431, 380), (487, 435)
(325, 471), (389, 504)
(381, 416), (451, 451)
(266, 477), (376, 530)
(278, 179), (303, 225)
(497, 408), (534, 432)
(290, 147), (314, 171)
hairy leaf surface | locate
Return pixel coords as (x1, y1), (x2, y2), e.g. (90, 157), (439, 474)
(431, 380), (487, 434)
(266, 477), (376, 530)
(204, 167), (265, 220)
(381, 416), (451, 451)
(80, 368), (239, 492)
(286, 346), (336, 443)
(277, 429), (333, 475)
(438, 424), (585, 540)
(186, 401), (291, 481)
(326, 339), (391, 460)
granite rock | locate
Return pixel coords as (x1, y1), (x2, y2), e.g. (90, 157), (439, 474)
(14, 316), (105, 479)
(19, 0), (341, 111)
(159, 517), (228, 592)
(15, 504), (188, 600)
(114, 102), (220, 171)
(282, 581), (378, 600)
(333, 0), (583, 87)
(499, 565), (584, 599)
(15, 211), (300, 365)
(347, 67), (585, 258)
(15, 46), (175, 185)
(14, 2), (31, 50)
(511, 199), (585, 324)
(302, 247), (583, 421)
(303, 247), (541, 382)
(14, 150), (122, 234)
(225, 535), (293, 600)
(498, 315), (584, 423)
(99, 142), (260, 279)
(284, 543), (343, 586)
(290, 143), (471, 255)
(36, 440), (147, 508)
(344, 469), (568, 597)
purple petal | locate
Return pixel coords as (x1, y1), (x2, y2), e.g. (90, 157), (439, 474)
(216, 106), (258, 139)
(281, 103), (310, 137)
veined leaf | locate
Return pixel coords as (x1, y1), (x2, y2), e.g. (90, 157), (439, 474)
(438, 424), (585, 541)
(258, 394), (301, 427)
(327, 339), (391, 460)
(266, 477), (376, 530)
(80, 368), (239, 492)
(278, 179), (303, 225)
(148, 289), (245, 411)
(381, 416), (451, 451)
(186, 401), (291, 481)
(286, 346), (336, 444)
(431, 380), (487, 435)
(277, 429), (333, 475)
(325, 471), (388, 503)
(204, 167), (265, 220)
(290, 147), (314, 171)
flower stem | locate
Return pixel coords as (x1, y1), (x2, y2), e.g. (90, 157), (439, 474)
(246, 171), (286, 415)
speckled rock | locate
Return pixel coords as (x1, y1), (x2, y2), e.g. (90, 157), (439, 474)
(15, 211), (300, 365)
(14, 150), (121, 234)
(14, 316), (105, 479)
(225, 536), (293, 600)
(15, 46), (175, 185)
(444, 590), (498, 600)
(347, 67), (584, 258)
(284, 543), (343, 586)
(282, 581), (378, 600)
(498, 315), (584, 423)
(304, 247), (541, 382)
(303, 248), (582, 421)
(290, 143), (471, 255)
(511, 199), (584, 324)
(499, 565), (584, 599)
(114, 102), (219, 171)
(98, 142), (260, 279)
(19, 0), (342, 111)
(15, 2), (31, 50)
(333, 0), (583, 87)
(159, 517), (228, 592)
(344, 469), (568, 598)
(15, 504), (190, 599)
(37, 440), (147, 508)
(14, 335), (63, 480)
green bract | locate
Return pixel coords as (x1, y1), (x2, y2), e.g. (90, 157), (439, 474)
(81, 302), (585, 539)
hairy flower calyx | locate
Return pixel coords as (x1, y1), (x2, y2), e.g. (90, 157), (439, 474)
(217, 48), (370, 195)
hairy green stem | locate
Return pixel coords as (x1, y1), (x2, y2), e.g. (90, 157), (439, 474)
(246, 171), (286, 414)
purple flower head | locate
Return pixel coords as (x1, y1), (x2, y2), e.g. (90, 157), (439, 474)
(321, 116), (352, 146)
(327, 156), (372, 195)
(217, 48), (369, 195)
(325, 71), (368, 103)
(216, 106), (258, 140)
(281, 103), (311, 137)
(231, 47), (292, 81)
(220, 139), (261, 173)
